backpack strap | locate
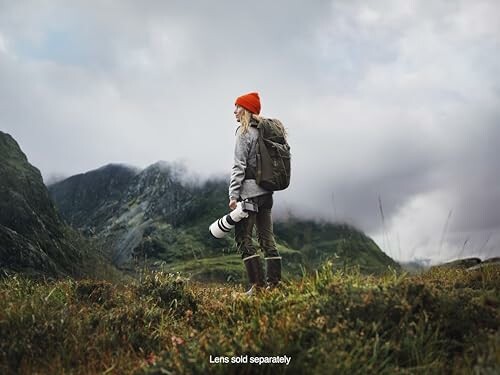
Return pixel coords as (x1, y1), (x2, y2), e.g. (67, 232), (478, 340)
(250, 117), (261, 128)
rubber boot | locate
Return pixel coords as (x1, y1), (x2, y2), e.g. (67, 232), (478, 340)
(265, 257), (282, 288)
(243, 254), (265, 296)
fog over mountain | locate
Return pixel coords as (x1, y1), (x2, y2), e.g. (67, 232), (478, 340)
(1, 1), (499, 264)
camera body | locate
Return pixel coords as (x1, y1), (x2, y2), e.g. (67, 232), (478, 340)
(241, 200), (258, 213)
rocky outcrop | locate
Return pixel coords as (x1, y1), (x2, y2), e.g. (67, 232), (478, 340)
(47, 163), (138, 233)
(0, 131), (83, 276)
(435, 258), (482, 269)
(431, 257), (500, 272)
(466, 257), (500, 271)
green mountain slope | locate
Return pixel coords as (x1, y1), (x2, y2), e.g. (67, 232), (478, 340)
(0, 132), (83, 276)
(274, 220), (399, 273)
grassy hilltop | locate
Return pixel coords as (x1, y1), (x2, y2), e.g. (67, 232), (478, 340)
(0, 264), (498, 374)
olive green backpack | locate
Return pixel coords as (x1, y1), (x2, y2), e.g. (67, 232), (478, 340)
(255, 118), (291, 191)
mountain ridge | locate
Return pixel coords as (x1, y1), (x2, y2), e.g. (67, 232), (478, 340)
(49, 161), (400, 278)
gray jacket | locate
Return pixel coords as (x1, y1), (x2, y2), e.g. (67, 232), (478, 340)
(229, 121), (270, 200)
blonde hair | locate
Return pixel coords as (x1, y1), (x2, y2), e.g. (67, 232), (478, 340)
(239, 108), (253, 134)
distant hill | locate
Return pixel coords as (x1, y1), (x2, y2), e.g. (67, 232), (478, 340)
(0, 131), (106, 277)
(274, 219), (399, 273)
(49, 162), (400, 280)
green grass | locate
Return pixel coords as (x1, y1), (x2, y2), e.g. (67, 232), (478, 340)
(165, 254), (245, 283)
(151, 245), (304, 284)
(0, 263), (498, 374)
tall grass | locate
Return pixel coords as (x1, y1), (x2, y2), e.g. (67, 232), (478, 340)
(0, 263), (498, 374)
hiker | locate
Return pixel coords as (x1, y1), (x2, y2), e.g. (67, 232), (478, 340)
(229, 92), (283, 295)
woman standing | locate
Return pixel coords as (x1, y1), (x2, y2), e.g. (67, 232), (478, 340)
(229, 92), (282, 295)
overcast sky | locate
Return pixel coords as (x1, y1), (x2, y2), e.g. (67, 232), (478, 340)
(1, 0), (499, 264)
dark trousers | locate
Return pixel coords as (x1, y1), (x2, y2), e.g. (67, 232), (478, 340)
(235, 194), (280, 259)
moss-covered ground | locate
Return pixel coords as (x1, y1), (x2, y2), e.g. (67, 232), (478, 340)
(0, 263), (498, 374)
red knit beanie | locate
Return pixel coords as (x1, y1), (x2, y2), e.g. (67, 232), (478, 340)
(235, 92), (261, 114)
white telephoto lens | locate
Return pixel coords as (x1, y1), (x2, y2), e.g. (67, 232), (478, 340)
(209, 202), (249, 239)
